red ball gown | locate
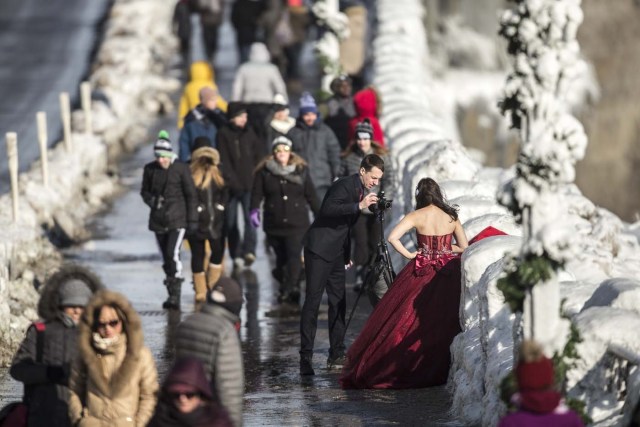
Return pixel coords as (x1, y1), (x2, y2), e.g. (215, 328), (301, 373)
(340, 227), (505, 389)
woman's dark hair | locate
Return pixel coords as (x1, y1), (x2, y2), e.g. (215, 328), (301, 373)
(415, 177), (458, 221)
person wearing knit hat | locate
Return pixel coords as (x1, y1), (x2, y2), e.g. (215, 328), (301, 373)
(186, 135), (228, 303)
(250, 134), (320, 313)
(288, 91), (341, 201)
(226, 101), (248, 121)
(142, 130), (199, 310)
(174, 276), (245, 427)
(154, 130), (174, 159)
(178, 84), (227, 162)
(354, 118), (374, 141)
(148, 357), (233, 427)
(298, 91), (318, 116)
(498, 340), (584, 427)
(216, 99), (263, 271)
(10, 264), (103, 427)
(265, 94), (296, 153)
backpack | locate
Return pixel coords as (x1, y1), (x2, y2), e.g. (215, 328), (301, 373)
(0, 322), (46, 427)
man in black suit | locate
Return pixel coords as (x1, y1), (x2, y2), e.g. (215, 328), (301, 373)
(300, 154), (384, 375)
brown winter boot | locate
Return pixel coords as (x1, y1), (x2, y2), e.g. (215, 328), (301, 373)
(206, 264), (223, 290)
(193, 272), (207, 302)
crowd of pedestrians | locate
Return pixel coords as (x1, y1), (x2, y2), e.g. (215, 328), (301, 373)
(1, 0), (590, 426)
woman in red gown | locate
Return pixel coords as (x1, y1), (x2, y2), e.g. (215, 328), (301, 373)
(340, 177), (470, 389)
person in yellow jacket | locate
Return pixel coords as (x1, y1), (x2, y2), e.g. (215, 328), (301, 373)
(178, 61), (228, 129)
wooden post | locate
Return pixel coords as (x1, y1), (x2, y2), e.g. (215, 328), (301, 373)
(6, 132), (19, 223)
(36, 112), (49, 188)
(59, 92), (72, 151)
(80, 81), (92, 134)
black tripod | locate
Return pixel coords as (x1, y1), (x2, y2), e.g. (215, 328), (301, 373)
(345, 207), (396, 332)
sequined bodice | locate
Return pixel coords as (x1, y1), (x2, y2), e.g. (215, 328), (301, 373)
(417, 233), (453, 254)
(414, 233), (455, 276)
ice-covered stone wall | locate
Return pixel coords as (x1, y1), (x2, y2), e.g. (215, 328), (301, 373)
(0, 0), (180, 366)
(372, 0), (640, 425)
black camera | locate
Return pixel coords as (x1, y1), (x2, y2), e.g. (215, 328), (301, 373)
(369, 190), (393, 213)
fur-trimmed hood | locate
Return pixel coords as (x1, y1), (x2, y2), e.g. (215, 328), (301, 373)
(38, 264), (104, 321)
(77, 289), (144, 396)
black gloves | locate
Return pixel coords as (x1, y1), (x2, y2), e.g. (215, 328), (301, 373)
(187, 222), (198, 236)
(47, 365), (69, 384)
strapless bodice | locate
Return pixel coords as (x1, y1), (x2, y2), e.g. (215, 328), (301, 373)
(414, 233), (455, 276)
(416, 233), (453, 253)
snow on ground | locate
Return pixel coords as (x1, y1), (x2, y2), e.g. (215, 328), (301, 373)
(373, 0), (640, 425)
(0, 0), (179, 366)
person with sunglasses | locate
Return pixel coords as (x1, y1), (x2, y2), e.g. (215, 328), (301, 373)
(10, 264), (102, 427)
(68, 290), (158, 427)
(250, 136), (319, 313)
(148, 357), (232, 427)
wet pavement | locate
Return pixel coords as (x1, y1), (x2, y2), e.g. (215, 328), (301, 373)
(0, 4), (463, 425)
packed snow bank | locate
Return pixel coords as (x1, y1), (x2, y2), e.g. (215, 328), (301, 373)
(0, 0), (179, 366)
(372, 0), (640, 425)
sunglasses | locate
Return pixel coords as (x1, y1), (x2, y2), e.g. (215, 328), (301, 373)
(96, 319), (120, 329)
(274, 145), (291, 153)
(169, 391), (200, 400)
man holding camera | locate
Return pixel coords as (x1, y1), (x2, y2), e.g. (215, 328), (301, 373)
(141, 130), (198, 310)
(299, 153), (384, 375)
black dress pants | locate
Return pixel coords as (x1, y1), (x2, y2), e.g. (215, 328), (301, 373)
(300, 248), (346, 358)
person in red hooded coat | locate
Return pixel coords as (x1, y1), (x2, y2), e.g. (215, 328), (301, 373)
(348, 86), (385, 147)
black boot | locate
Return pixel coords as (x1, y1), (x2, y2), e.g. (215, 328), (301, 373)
(300, 353), (315, 376)
(162, 277), (183, 310)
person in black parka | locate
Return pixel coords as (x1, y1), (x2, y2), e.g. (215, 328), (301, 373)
(10, 264), (103, 427)
(216, 103), (264, 270)
(141, 130), (198, 310)
(299, 153), (384, 375)
(250, 136), (319, 310)
(187, 137), (229, 302)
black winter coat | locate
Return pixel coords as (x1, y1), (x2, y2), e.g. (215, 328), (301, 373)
(10, 265), (103, 427)
(251, 160), (320, 236)
(303, 174), (362, 263)
(192, 182), (229, 240)
(287, 118), (341, 192)
(10, 320), (76, 427)
(141, 160), (198, 233)
(216, 124), (264, 193)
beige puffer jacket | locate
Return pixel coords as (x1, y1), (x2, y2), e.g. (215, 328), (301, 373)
(68, 290), (158, 427)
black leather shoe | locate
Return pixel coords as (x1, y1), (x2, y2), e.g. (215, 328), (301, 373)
(327, 354), (346, 369)
(300, 355), (315, 376)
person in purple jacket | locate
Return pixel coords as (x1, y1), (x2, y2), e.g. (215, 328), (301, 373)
(499, 340), (584, 427)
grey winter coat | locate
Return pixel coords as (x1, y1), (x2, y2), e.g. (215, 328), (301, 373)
(287, 118), (341, 195)
(231, 43), (286, 103)
(10, 265), (102, 427)
(174, 304), (244, 427)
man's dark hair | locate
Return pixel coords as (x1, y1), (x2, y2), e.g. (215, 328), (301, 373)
(360, 153), (384, 172)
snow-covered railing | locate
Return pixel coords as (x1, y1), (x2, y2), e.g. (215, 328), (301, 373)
(371, 0), (640, 425)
